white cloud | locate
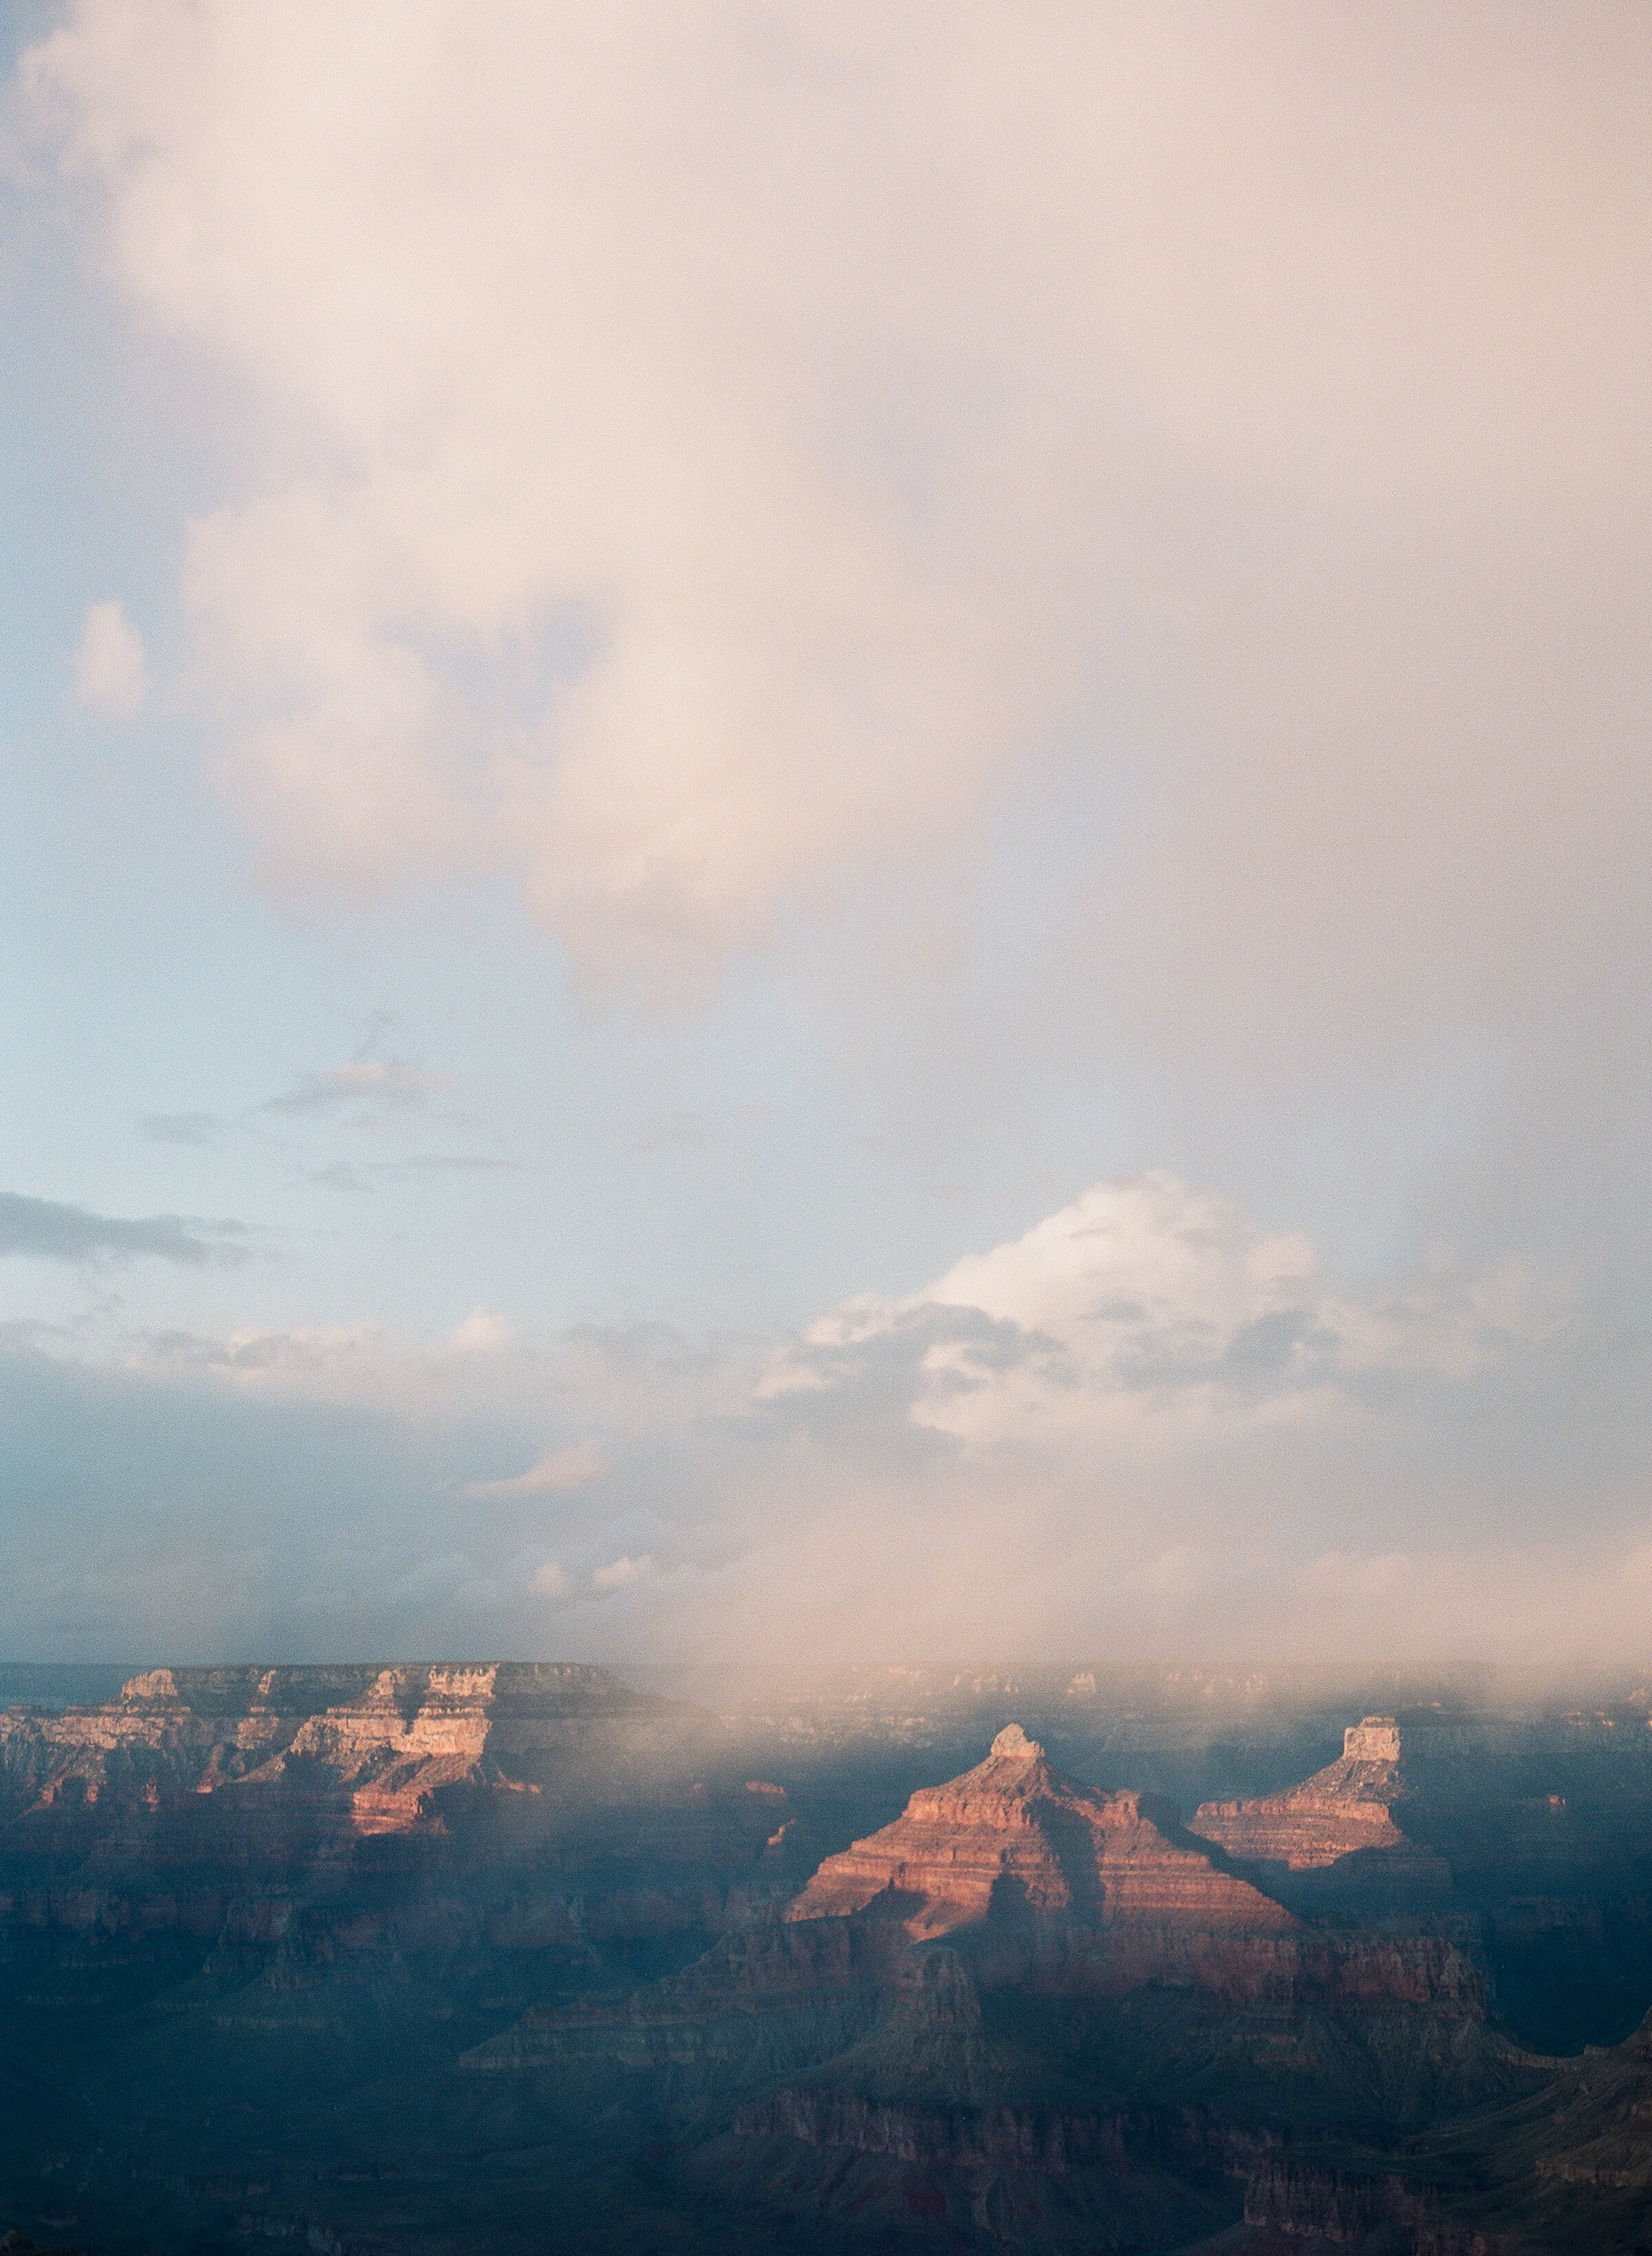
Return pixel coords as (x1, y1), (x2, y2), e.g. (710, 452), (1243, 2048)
(465, 1438), (607, 1500)
(770, 1174), (1569, 1456)
(25, 5), (1652, 1009)
(0, 1168), (1631, 1663)
(591, 1552), (653, 1594)
(72, 598), (147, 719)
(923, 1176), (1319, 1339)
(447, 1307), (516, 1357)
(103, 1169), (1572, 1479)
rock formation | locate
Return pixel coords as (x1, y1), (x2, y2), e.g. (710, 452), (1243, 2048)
(787, 1722), (1295, 1943)
(0, 1663), (789, 1951)
(1192, 1715), (1453, 1910)
(459, 1912), (903, 2087)
(6, 1685), (1591, 2256)
(0, 1661), (710, 1827)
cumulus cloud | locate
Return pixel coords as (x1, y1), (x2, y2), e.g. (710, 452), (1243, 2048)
(21, 3), (1651, 1011)
(72, 597), (147, 719)
(0, 1190), (246, 1267)
(16, 1166), (1615, 1667)
(769, 1175), (1570, 1456)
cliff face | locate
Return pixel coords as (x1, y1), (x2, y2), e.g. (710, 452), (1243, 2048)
(1241, 2158), (1507, 2253)
(788, 1725), (1293, 1944)
(701, 1942), (1259, 2253)
(0, 1661), (677, 1823)
(1192, 1716), (1454, 1915)
(460, 1913), (902, 2087)
(0, 1663), (788, 1949)
(3, 1687), (1585, 2256)
(779, 1725), (1480, 2012)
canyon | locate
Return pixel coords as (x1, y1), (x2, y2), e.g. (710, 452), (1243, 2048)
(5, 1667), (1652, 2253)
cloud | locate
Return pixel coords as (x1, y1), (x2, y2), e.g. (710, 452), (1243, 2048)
(446, 1307), (516, 1357)
(72, 597), (147, 719)
(22, 4), (1650, 1011)
(591, 1553), (653, 1594)
(300, 1162), (374, 1194)
(464, 1437), (606, 1499)
(384, 1154), (520, 1174)
(0, 1190), (246, 1267)
(767, 1175), (1569, 1457)
(138, 1112), (224, 1147)
(304, 1156), (518, 1192)
(0, 1149), (1625, 1674)
(264, 1060), (452, 1114)
(0, 1157), (1640, 1667)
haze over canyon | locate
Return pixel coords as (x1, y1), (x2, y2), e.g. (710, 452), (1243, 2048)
(7, 1659), (1652, 2250)
(3, 6), (1652, 2250)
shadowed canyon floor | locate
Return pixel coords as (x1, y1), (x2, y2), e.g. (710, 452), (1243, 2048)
(6, 1667), (1652, 2252)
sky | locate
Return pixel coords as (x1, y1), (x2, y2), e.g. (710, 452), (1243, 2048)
(1, 1), (1649, 1670)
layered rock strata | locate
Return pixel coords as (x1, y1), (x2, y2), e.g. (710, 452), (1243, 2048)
(460, 1912), (903, 2083)
(785, 1725), (1475, 2007)
(787, 1723), (1293, 1941)
(1194, 1716), (1413, 1870)
(1192, 1715), (1454, 1911)
(0, 1662), (684, 1824)
(0, 1664), (787, 1950)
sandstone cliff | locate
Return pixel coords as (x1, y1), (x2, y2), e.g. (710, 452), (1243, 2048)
(0, 1661), (686, 1824)
(0, 1663), (791, 1952)
(787, 1724), (1293, 1943)
(1192, 1714), (1454, 1912)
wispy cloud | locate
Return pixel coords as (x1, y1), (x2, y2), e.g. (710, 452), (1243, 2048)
(139, 1113), (225, 1147)
(300, 1162), (375, 1194)
(301, 1154), (522, 1192)
(387, 1153), (521, 1174)
(264, 1060), (452, 1115)
(0, 1191), (247, 1267)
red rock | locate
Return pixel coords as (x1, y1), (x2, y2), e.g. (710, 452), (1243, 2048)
(0, 1663), (780, 1948)
(787, 1724), (1293, 1943)
(1192, 1716), (1435, 1873)
(0, 1662), (694, 1831)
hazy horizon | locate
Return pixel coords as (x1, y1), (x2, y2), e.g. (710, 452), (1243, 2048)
(2, 3), (1650, 1671)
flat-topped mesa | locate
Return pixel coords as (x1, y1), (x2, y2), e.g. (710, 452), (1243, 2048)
(1343, 1714), (1403, 1764)
(1191, 1716), (1443, 1886)
(787, 1724), (1293, 1943)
